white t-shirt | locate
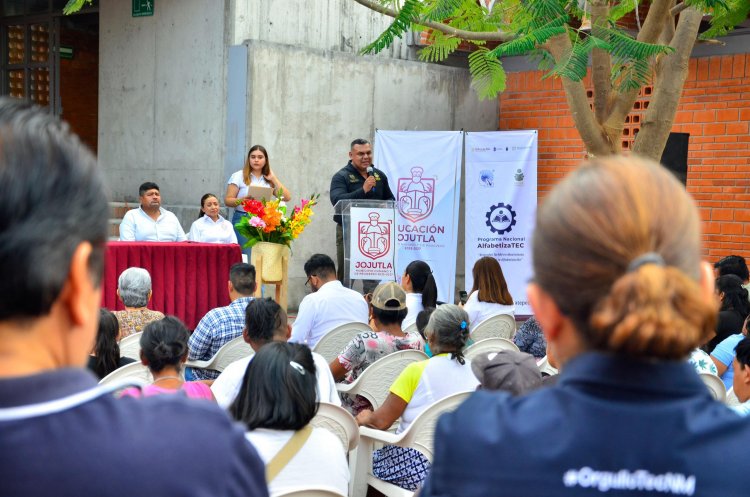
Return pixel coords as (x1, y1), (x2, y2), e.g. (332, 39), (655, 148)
(463, 291), (515, 330)
(211, 351), (340, 409)
(245, 427), (349, 497)
(119, 207), (187, 242)
(227, 170), (272, 212)
(188, 215), (238, 244)
(402, 292), (424, 330)
(289, 280), (369, 347)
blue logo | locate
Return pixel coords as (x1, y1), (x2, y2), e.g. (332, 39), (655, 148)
(485, 203), (517, 235)
(479, 170), (494, 187)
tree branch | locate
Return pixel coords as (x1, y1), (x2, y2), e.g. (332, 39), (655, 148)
(590, 0), (612, 124)
(351, 0), (514, 42)
(670, 3), (688, 16)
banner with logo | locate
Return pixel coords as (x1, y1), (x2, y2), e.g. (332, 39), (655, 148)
(349, 207), (397, 280)
(464, 131), (537, 316)
(375, 130), (463, 302)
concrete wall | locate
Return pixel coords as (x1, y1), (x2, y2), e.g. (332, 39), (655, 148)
(243, 41), (498, 307)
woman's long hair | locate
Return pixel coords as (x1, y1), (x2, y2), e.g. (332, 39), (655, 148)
(92, 309), (121, 379)
(470, 256), (513, 305)
(242, 144), (270, 185)
(404, 260), (438, 308)
(717, 274), (750, 319)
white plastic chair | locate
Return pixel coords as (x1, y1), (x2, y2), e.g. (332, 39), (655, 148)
(470, 313), (516, 341)
(310, 402), (360, 497)
(337, 349), (428, 411)
(275, 486), (346, 497)
(464, 337), (520, 361)
(99, 361), (153, 386)
(402, 322), (418, 334)
(118, 332), (142, 360)
(184, 336), (254, 374)
(699, 372), (726, 402)
(312, 321), (372, 363)
(725, 387), (741, 407)
(352, 391), (472, 497)
(536, 355), (559, 376)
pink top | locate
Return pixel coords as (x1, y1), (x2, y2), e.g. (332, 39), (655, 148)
(120, 381), (214, 401)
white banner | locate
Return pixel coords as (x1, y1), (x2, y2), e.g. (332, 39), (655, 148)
(464, 131), (537, 315)
(349, 207), (396, 280)
(375, 130), (463, 302)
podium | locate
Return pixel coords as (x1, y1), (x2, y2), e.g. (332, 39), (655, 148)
(334, 199), (397, 287)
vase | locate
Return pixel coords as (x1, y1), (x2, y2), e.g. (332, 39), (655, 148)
(251, 241), (290, 282)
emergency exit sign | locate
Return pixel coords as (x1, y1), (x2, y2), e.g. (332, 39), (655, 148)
(132, 0), (153, 17)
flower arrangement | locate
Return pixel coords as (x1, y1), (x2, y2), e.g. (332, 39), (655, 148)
(234, 194), (319, 248)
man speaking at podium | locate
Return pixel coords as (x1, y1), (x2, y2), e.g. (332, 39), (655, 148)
(330, 138), (394, 294)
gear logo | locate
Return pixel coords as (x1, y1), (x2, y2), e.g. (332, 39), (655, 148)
(485, 203), (517, 234)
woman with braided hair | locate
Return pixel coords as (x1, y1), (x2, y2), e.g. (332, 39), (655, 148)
(420, 156), (750, 497)
(356, 304), (478, 491)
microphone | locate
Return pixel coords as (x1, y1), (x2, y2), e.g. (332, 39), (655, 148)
(367, 166), (376, 193)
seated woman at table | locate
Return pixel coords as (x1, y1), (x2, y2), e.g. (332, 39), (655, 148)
(188, 193), (238, 244)
(232, 342), (349, 497)
(463, 256), (515, 330)
(121, 317), (214, 401)
(355, 304), (478, 491)
(87, 309), (136, 380)
(113, 267), (164, 339)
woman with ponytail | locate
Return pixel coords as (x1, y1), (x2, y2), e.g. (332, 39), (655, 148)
(121, 317), (214, 401)
(420, 157), (750, 497)
(401, 260), (438, 329)
(705, 274), (750, 352)
(356, 304), (477, 491)
(87, 309), (135, 379)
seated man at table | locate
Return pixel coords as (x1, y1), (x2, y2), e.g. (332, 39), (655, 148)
(212, 298), (340, 409)
(289, 254), (369, 348)
(187, 263), (256, 380)
(0, 98), (267, 497)
(119, 182), (187, 242)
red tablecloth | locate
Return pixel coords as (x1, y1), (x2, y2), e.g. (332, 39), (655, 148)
(102, 242), (243, 329)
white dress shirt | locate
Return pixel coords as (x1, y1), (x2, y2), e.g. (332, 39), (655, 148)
(402, 292), (424, 330)
(211, 351), (340, 409)
(227, 170), (272, 212)
(119, 207), (187, 242)
(188, 215), (238, 244)
(289, 280), (369, 347)
(463, 290), (515, 330)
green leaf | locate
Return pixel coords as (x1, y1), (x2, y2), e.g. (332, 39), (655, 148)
(612, 58), (653, 92)
(490, 17), (567, 57)
(608, 0), (638, 22)
(548, 35), (593, 81)
(418, 32), (462, 62)
(604, 27), (674, 60)
(687, 0), (729, 11)
(700, 0), (750, 39)
(423, 0), (463, 22)
(526, 0), (568, 28)
(468, 47), (507, 100)
(361, 0), (424, 55)
(528, 48), (556, 71)
(63, 0), (93, 14)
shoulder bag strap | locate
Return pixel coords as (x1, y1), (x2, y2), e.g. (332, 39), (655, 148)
(265, 425), (313, 483)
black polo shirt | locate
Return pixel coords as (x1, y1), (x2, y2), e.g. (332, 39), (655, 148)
(329, 162), (395, 225)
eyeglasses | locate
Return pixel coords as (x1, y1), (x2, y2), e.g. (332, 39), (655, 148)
(305, 277), (311, 287)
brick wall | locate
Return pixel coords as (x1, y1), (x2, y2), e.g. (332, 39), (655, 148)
(498, 53), (750, 260)
(60, 25), (98, 153)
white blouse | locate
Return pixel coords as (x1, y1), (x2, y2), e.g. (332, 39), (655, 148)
(187, 215), (238, 244)
(227, 170), (272, 212)
(464, 290), (515, 330)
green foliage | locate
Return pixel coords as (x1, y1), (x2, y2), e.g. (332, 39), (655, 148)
(700, 0), (750, 39)
(490, 18), (566, 57)
(604, 27), (675, 60)
(547, 34), (594, 81)
(63, 0), (93, 14)
(468, 47), (506, 99)
(362, 0), (424, 55)
(525, 0), (568, 30)
(418, 32), (462, 61)
(423, 0), (463, 21)
(608, 0), (638, 22)
(612, 58), (651, 91)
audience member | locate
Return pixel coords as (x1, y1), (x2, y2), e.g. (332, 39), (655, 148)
(416, 307), (436, 357)
(705, 274), (750, 352)
(421, 156), (750, 497)
(731, 336), (750, 416)
(513, 316), (547, 359)
(119, 182), (187, 241)
(87, 309), (136, 380)
(289, 254), (368, 347)
(688, 348), (719, 376)
(471, 349), (542, 393)
(710, 315), (750, 390)
(714, 255), (750, 298)
(356, 305), (477, 491)
(188, 193), (238, 244)
(113, 267), (165, 338)
(121, 317), (214, 400)
(330, 282), (424, 414)
(401, 260), (438, 330)
(187, 263), (256, 380)
(0, 99), (266, 497)
(463, 256), (515, 330)
(231, 342), (349, 497)
(212, 298), (340, 409)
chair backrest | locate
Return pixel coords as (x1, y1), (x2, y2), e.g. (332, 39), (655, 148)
(185, 336), (254, 373)
(337, 349), (428, 410)
(275, 486), (346, 497)
(312, 321), (372, 363)
(403, 322), (418, 334)
(536, 355), (559, 376)
(725, 387), (741, 407)
(699, 372), (727, 402)
(464, 337), (520, 361)
(310, 402), (359, 452)
(99, 361), (153, 386)
(399, 391), (472, 462)
(471, 313), (516, 341)
(118, 332), (143, 360)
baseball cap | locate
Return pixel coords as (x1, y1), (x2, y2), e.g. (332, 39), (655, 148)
(471, 349), (542, 394)
(370, 282), (407, 311)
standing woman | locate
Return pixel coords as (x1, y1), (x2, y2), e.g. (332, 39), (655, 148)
(188, 193), (238, 244)
(401, 260), (438, 330)
(225, 145), (292, 252)
(464, 256), (515, 330)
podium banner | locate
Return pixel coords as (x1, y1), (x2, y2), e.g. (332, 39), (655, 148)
(349, 206), (397, 280)
(375, 130), (463, 302)
(464, 131), (537, 316)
